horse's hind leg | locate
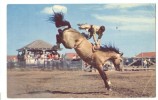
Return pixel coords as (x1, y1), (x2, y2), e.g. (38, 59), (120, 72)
(97, 65), (111, 90)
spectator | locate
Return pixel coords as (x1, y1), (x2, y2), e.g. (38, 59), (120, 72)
(143, 59), (147, 68)
(125, 59), (129, 66)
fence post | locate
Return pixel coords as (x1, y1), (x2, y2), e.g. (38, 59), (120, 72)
(122, 58), (124, 72)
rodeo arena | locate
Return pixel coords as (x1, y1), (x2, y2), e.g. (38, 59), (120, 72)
(7, 39), (156, 98)
(7, 8), (156, 98)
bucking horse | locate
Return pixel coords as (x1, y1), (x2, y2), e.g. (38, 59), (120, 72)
(49, 12), (123, 91)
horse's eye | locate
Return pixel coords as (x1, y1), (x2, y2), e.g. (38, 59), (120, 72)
(120, 59), (122, 62)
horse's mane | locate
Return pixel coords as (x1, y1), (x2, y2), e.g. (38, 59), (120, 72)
(100, 44), (120, 54)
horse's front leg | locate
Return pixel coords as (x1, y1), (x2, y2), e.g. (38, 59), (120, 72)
(96, 65), (111, 91)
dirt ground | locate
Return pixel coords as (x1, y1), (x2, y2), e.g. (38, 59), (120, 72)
(7, 69), (156, 98)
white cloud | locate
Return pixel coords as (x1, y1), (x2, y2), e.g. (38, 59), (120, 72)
(103, 4), (151, 9)
(92, 4), (156, 33)
(119, 24), (155, 32)
(52, 5), (67, 13)
(94, 14), (154, 24)
(41, 5), (67, 14)
(41, 6), (53, 14)
(93, 14), (155, 32)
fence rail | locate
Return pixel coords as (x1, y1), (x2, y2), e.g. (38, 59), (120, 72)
(7, 59), (156, 72)
(7, 59), (83, 70)
(122, 67), (155, 71)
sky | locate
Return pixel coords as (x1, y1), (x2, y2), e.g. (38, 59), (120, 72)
(7, 4), (156, 57)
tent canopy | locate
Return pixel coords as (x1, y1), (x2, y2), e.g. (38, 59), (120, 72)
(17, 40), (57, 52)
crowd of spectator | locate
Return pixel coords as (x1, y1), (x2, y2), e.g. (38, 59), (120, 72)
(16, 50), (61, 67)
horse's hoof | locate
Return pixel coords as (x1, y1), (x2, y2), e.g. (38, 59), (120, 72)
(108, 88), (112, 91)
(107, 80), (111, 85)
(106, 87), (112, 91)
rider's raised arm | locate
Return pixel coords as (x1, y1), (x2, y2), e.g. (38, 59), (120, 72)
(78, 24), (91, 30)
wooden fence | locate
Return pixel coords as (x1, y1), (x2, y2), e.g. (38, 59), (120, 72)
(121, 67), (156, 71)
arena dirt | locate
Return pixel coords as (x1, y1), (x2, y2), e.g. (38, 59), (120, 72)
(7, 69), (156, 98)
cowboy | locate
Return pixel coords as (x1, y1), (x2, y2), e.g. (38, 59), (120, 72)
(78, 24), (105, 50)
(49, 11), (71, 49)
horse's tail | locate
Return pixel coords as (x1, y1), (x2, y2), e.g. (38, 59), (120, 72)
(49, 12), (64, 23)
(49, 11), (71, 29)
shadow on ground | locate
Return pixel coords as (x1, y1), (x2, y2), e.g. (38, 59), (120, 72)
(18, 90), (109, 95)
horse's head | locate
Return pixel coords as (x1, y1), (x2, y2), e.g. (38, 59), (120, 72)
(111, 52), (123, 71)
(100, 45), (123, 71)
